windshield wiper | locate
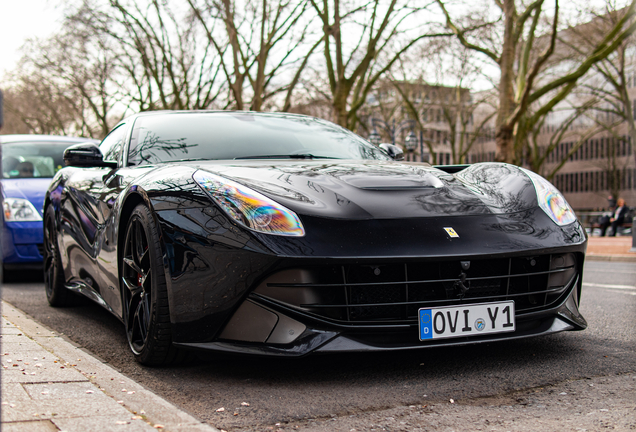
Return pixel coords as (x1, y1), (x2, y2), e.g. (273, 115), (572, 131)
(171, 158), (213, 162)
(234, 154), (339, 160)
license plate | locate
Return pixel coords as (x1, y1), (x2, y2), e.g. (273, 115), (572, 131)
(418, 301), (515, 341)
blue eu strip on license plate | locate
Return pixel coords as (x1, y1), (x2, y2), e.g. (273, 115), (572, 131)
(419, 301), (515, 341)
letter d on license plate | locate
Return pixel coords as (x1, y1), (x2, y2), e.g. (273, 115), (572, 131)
(419, 301), (515, 341)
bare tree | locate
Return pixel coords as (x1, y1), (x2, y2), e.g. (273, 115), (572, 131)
(593, 120), (632, 200)
(436, 0), (636, 165)
(309, 0), (452, 131)
(544, 2), (636, 198)
(23, 23), (122, 137)
(571, 4), (636, 167)
(0, 80), (80, 135)
(70, 0), (227, 112)
(381, 44), (496, 164)
(2, 14), (125, 139)
(526, 100), (604, 178)
(187, 0), (321, 111)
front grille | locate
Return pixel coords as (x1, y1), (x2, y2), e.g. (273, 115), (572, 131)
(253, 254), (578, 324)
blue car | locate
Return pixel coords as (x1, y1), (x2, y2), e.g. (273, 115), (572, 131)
(1, 135), (97, 274)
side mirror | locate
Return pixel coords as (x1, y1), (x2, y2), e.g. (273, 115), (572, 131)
(379, 143), (404, 161)
(64, 143), (117, 168)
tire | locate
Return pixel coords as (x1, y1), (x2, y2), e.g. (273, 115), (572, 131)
(121, 204), (182, 366)
(43, 205), (78, 306)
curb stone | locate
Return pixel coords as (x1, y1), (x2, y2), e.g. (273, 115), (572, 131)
(584, 254), (636, 262)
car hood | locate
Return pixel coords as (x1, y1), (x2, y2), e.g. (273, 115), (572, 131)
(190, 160), (538, 220)
(1, 178), (51, 216)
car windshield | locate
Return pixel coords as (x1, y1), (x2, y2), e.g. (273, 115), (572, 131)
(2, 141), (75, 179)
(127, 113), (391, 165)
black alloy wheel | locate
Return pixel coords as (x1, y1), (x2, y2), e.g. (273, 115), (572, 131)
(121, 204), (182, 366)
(43, 205), (77, 306)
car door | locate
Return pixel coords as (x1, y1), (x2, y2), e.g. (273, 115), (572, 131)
(59, 125), (128, 310)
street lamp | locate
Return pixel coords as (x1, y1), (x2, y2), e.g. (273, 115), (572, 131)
(405, 131), (418, 153)
(368, 118), (417, 147)
(369, 129), (381, 145)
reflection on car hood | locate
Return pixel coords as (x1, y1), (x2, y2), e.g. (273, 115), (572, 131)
(191, 160), (537, 220)
(1, 178), (52, 216)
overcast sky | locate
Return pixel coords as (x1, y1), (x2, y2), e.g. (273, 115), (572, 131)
(0, 0), (627, 87)
(0, 0), (64, 82)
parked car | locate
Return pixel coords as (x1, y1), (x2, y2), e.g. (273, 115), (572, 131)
(1, 135), (98, 274)
(43, 111), (587, 366)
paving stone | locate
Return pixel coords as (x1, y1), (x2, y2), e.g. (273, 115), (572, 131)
(0, 343), (52, 354)
(0, 326), (24, 335)
(1, 419), (59, 432)
(1, 382), (32, 402)
(1, 396), (133, 422)
(1, 334), (37, 343)
(2, 365), (88, 383)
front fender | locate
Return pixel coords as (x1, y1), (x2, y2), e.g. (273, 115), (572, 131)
(455, 163), (538, 214)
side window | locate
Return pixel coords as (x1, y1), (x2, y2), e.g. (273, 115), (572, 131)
(100, 125), (126, 163)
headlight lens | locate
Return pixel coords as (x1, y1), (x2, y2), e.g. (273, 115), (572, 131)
(193, 170), (305, 237)
(3, 198), (43, 222)
(521, 168), (576, 226)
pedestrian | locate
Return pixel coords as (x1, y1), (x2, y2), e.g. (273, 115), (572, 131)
(599, 198), (628, 236)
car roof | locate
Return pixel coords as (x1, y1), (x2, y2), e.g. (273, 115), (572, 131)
(117, 110), (339, 133)
(0, 134), (98, 144)
(126, 110), (324, 122)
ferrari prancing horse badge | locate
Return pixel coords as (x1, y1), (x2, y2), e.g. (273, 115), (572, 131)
(444, 227), (459, 238)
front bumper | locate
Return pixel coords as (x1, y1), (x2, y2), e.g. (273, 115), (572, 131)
(156, 206), (587, 357)
(2, 221), (44, 266)
(174, 270), (586, 357)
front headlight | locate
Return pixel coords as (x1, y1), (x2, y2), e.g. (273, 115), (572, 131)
(521, 168), (576, 226)
(193, 170), (305, 237)
(3, 198), (43, 222)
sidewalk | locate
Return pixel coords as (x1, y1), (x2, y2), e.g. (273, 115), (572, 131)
(586, 235), (636, 262)
(1, 301), (218, 432)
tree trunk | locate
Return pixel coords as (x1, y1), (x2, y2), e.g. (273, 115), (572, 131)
(495, 0), (517, 164)
(333, 83), (351, 128)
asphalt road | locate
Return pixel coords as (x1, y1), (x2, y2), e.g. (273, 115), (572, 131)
(2, 260), (635, 431)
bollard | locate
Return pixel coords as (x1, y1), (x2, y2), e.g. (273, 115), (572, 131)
(632, 216), (636, 252)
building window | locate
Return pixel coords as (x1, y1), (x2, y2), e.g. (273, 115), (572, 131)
(600, 138), (605, 158)
(595, 171), (599, 192)
(574, 173), (578, 192)
(601, 171), (606, 191)
(622, 168), (627, 190)
(594, 140), (599, 159)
